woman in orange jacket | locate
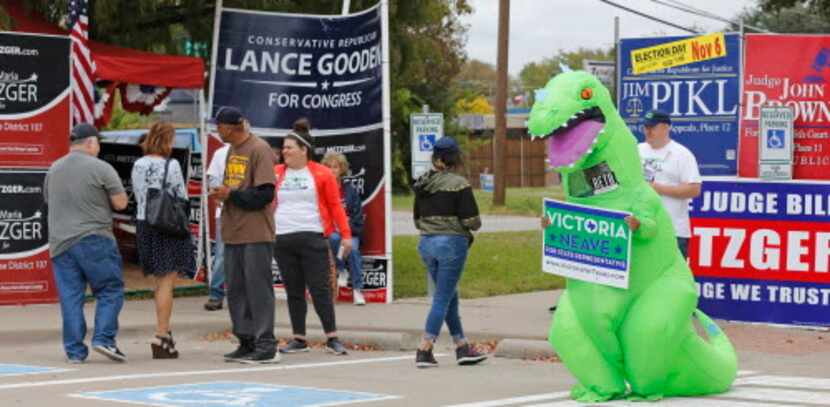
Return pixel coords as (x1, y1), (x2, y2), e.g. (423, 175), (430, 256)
(272, 118), (352, 356)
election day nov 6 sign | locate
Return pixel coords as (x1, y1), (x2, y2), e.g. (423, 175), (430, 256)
(542, 199), (632, 289)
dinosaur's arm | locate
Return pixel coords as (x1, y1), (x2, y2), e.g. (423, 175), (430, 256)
(629, 186), (660, 240)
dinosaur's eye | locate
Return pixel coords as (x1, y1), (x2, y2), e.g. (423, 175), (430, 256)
(580, 87), (593, 100)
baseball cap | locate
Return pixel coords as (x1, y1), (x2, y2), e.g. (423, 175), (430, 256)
(210, 106), (244, 125)
(69, 123), (100, 142)
(433, 136), (460, 154)
(643, 110), (671, 127)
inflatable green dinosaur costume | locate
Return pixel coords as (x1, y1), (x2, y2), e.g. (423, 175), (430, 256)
(528, 71), (737, 402)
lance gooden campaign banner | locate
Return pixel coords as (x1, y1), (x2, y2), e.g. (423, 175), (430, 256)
(618, 33), (741, 176)
(210, 5), (389, 302)
(689, 179), (830, 326)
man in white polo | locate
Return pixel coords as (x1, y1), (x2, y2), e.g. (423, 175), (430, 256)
(638, 110), (702, 260)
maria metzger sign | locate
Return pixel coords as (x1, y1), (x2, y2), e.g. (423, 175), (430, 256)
(542, 199), (631, 289)
(690, 179), (830, 326)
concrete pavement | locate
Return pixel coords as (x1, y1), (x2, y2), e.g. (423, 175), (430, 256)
(392, 210), (540, 236)
(1, 292), (830, 406)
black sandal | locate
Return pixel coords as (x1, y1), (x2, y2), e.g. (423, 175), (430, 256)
(151, 332), (179, 359)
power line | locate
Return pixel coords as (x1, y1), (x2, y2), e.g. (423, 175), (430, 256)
(597, 0), (699, 34)
(650, 0), (771, 33)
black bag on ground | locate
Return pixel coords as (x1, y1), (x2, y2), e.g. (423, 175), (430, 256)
(146, 158), (190, 238)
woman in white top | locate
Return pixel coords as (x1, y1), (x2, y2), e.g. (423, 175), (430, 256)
(272, 118), (352, 356)
(131, 122), (194, 359)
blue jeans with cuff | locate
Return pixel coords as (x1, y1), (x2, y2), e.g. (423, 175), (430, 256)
(52, 234), (124, 361)
(328, 232), (363, 291)
(418, 234), (468, 344)
(209, 217), (226, 301)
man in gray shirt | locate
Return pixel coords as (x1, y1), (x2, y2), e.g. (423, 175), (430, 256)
(44, 123), (129, 364)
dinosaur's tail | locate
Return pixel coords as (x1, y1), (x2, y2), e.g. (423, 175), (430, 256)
(665, 309), (738, 396)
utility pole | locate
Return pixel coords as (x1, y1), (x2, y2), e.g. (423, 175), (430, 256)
(493, 0), (509, 206)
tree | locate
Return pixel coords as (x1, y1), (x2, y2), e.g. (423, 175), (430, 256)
(10, 0), (472, 192)
(730, 2), (830, 33)
(519, 47), (614, 92)
(454, 95), (494, 114)
(759, 0), (830, 22)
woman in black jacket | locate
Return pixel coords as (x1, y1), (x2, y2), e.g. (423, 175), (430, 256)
(412, 136), (487, 368)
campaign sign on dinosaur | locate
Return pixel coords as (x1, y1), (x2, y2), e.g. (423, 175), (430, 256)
(542, 198), (632, 289)
(618, 33), (741, 176)
(739, 34), (830, 180)
(689, 179), (830, 326)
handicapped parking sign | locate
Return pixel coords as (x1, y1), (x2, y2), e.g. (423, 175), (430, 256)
(73, 381), (397, 407)
(766, 129), (785, 149)
(419, 134), (436, 152)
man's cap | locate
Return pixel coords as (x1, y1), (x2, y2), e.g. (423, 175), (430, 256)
(644, 110), (671, 127)
(69, 123), (100, 142)
(210, 106), (245, 125)
(433, 136), (460, 154)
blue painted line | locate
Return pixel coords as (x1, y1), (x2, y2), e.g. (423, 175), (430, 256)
(73, 381), (398, 407)
(0, 364), (70, 377)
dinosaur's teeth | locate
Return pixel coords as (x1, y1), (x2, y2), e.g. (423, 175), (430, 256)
(586, 148), (593, 155)
(570, 115), (577, 120)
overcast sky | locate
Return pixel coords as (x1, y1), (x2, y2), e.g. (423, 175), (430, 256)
(462, 0), (757, 75)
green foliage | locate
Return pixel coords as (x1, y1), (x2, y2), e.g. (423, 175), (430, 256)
(759, 0), (830, 22)
(731, 2), (830, 33)
(394, 230), (565, 299)
(19, 1), (472, 192)
(102, 94), (153, 131)
(519, 48), (614, 92)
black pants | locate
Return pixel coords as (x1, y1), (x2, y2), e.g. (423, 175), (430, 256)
(274, 232), (336, 336)
(224, 242), (276, 352)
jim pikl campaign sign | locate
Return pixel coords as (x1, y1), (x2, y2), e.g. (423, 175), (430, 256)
(542, 198), (632, 289)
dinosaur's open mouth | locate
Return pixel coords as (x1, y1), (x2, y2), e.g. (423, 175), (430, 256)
(545, 107), (605, 168)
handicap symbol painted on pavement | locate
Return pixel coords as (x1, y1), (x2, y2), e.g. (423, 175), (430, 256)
(0, 363), (71, 377)
(72, 381), (399, 407)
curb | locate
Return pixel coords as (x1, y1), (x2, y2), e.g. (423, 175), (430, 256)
(1, 320), (557, 361)
(494, 338), (556, 360)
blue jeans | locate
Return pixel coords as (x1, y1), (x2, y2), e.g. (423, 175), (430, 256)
(210, 217), (226, 301)
(328, 232), (363, 290)
(52, 235), (124, 361)
(418, 234), (468, 343)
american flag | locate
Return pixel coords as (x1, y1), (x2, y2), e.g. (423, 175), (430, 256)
(68, 0), (96, 125)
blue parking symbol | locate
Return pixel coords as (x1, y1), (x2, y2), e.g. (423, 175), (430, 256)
(0, 363), (69, 377)
(767, 129), (785, 149)
(74, 381), (397, 407)
(419, 134), (436, 152)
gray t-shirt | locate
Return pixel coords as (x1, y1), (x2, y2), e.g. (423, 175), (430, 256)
(130, 156), (187, 221)
(44, 151), (125, 257)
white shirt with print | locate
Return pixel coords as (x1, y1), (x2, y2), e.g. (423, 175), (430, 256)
(638, 140), (702, 238)
(207, 144), (230, 219)
(275, 166), (323, 235)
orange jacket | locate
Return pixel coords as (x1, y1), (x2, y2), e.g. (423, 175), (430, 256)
(274, 161), (352, 239)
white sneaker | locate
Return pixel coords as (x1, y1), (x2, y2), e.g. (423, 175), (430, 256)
(337, 271), (349, 287)
(353, 289), (366, 305)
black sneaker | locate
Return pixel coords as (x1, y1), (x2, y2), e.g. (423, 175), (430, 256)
(93, 345), (127, 363)
(224, 339), (254, 362)
(238, 350), (281, 364)
(415, 348), (438, 368)
(325, 338), (348, 355)
(279, 339), (309, 354)
(456, 343), (487, 366)
(204, 298), (223, 311)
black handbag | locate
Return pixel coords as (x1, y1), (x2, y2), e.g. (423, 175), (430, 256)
(146, 158), (190, 238)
